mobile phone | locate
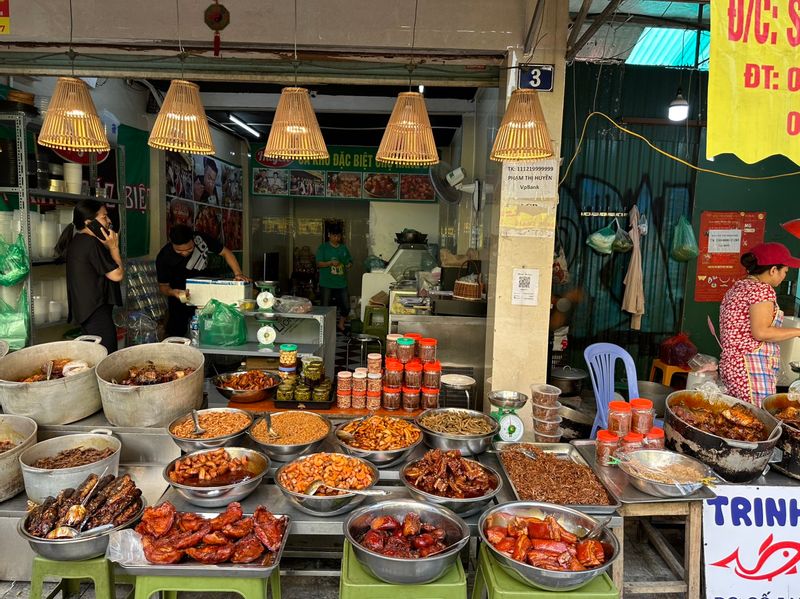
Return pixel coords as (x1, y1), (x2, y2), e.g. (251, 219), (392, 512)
(87, 219), (109, 239)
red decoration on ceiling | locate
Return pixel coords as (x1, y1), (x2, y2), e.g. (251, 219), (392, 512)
(204, 2), (230, 57)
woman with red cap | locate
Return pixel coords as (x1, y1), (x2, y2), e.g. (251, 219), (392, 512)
(719, 242), (800, 406)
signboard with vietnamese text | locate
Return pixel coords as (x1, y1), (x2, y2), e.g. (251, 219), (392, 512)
(0, 0), (9, 35)
(708, 0), (800, 165)
(704, 485), (800, 598)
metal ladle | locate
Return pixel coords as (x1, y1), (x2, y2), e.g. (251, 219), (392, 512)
(304, 480), (388, 497)
(264, 413), (279, 439)
(580, 516), (612, 541)
(190, 410), (206, 436)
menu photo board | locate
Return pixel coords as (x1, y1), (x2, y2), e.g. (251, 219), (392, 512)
(251, 145), (436, 202)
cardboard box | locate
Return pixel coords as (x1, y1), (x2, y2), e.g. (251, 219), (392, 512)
(186, 278), (250, 307)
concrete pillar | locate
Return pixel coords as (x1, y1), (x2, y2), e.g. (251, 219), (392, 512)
(484, 0), (568, 435)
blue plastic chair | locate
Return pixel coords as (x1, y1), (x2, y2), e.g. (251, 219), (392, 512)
(584, 343), (640, 438)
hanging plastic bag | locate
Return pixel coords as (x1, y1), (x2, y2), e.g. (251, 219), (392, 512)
(0, 288), (29, 350)
(638, 212), (649, 237)
(0, 234), (30, 287)
(612, 219), (634, 253)
(659, 332), (698, 368)
(586, 222), (616, 255)
(553, 244), (570, 285)
(671, 215), (699, 262)
(198, 299), (247, 346)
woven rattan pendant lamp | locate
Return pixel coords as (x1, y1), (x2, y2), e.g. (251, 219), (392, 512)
(148, 79), (215, 155)
(38, 77), (110, 152)
(263, 86), (328, 160)
(490, 88), (554, 162)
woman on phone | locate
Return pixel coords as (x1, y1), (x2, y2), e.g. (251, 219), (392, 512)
(55, 199), (123, 352)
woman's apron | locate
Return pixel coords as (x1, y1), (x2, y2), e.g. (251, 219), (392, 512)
(742, 305), (783, 407)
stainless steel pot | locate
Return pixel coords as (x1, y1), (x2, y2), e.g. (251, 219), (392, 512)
(0, 414), (37, 502)
(95, 337), (204, 427)
(415, 408), (498, 456)
(664, 390), (782, 483)
(548, 365), (587, 397)
(763, 393), (800, 481)
(19, 429), (121, 503)
(0, 336), (107, 425)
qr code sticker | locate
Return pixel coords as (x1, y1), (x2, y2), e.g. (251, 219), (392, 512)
(518, 275), (531, 289)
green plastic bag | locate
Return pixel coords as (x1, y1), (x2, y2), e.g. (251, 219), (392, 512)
(0, 288), (29, 350)
(671, 215), (699, 262)
(198, 299), (247, 347)
(586, 222), (616, 254)
(0, 234), (30, 287)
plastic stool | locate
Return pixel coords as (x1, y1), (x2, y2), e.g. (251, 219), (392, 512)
(649, 359), (690, 387)
(346, 333), (383, 371)
(339, 540), (467, 599)
(133, 569), (280, 599)
(471, 545), (619, 599)
(31, 556), (117, 599)
(362, 306), (389, 341)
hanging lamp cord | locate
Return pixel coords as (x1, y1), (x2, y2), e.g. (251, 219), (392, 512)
(293, 0), (299, 85)
(176, 0), (185, 77)
(408, 0), (419, 90)
(68, 0), (75, 75)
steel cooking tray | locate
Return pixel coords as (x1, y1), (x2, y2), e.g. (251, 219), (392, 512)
(571, 440), (716, 504)
(112, 513), (291, 578)
(492, 442), (621, 515)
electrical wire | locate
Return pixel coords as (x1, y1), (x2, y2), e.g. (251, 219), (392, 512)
(560, 111), (800, 185)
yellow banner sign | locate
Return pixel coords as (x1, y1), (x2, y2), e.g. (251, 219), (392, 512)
(708, 0), (800, 165)
(0, 0), (8, 35)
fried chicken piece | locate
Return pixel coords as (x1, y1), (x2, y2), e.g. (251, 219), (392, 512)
(142, 535), (184, 564)
(253, 508), (284, 552)
(231, 534), (265, 564)
(210, 502), (243, 531)
(222, 517), (254, 539)
(155, 522), (211, 550)
(177, 513), (209, 533)
(186, 543), (235, 564)
(139, 502), (177, 538)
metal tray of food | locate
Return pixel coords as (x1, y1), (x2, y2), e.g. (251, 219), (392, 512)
(492, 442), (621, 515)
(571, 440), (717, 504)
(113, 513), (291, 578)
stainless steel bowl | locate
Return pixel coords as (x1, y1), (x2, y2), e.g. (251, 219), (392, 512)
(400, 458), (503, 517)
(17, 500), (145, 561)
(344, 499), (470, 584)
(479, 502), (620, 591)
(488, 390), (529, 410)
(415, 408), (499, 456)
(163, 447), (270, 508)
(247, 411), (331, 462)
(617, 450), (713, 498)
(167, 408), (254, 453)
(274, 452), (379, 517)
(211, 370), (281, 404)
(331, 418), (423, 469)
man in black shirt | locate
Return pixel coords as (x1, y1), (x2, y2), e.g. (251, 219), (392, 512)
(156, 225), (250, 337)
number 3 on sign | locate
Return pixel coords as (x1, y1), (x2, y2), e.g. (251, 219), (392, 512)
(518, 64), (554, 92)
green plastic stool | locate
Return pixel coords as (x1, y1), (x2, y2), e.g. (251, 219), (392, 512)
(471, 545), (619, 599)
(339, 540), (467, 599)
(132, 568), (280, 599)
(362, 306), (389, 341)
(31, 556), (120, 599)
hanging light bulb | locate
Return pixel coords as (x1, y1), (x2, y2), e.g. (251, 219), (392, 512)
(38, 77), (110, 152)
(263, 87), (328, 161)
(668, 89), (690, 122)
(490, 89), (553, 162)
(376, 91), (438, 166)
(148, 80), (215, 155)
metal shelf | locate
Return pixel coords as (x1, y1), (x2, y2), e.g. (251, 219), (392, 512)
(0, 188), (121, 204)
(197, 342), (322, 358)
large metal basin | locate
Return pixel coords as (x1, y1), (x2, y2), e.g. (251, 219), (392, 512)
(0, 414), (37, 502)
(19, 430), (121, 503)
(763, 393), (800, 481)
(415, 408), (498, 456)
(664, 390), (782, 483)
(95, 338), (204, 427)
(0, 336), (107, 425)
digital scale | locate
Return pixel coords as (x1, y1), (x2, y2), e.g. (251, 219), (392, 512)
(488, 390), (529, 442)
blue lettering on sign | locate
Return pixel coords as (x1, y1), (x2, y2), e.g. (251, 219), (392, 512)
(731, 497), (753, 526)
(766, 498), (786, 527)
(706, 495), (800, 527)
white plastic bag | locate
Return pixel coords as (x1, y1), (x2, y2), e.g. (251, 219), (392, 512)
(106, 529), (147, 566)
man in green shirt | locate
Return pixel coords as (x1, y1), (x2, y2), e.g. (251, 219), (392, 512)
(316, 223), (352, 332)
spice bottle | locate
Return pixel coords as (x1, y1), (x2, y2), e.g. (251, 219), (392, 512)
(383, 387), (401, 410)
(645, 427), (665, 450)
(423, 361), (442, 388)
(607, 401), (632, 437)
(595, 430), (619, 466)
(630, 398), (655, 434)
(418, 338), (438, 363)
(402, 387), (420, 411)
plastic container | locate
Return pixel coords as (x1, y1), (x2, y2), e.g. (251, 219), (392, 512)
(608, 401), (632, 437)
(352, 371), (367, 393)
(396, 338), (415, 364)
(530, 384), (562, 407)
(630, 398), (655, 434)
(385, 360), (404, 388)
(337, 370), (353, 393)
(533, 415), (563, 435)
(404, 361), (423, 389)
(278, 365), (297, 380)
(367, 372), (383, 393)
(421, 387), (440, 409)
(404, 333), (423, 357)
(383, 387), (402, 410)
(422, 361), (442, 389)
(418, 338), (438, 363)
(531, 401), (562, 420)
(385, 334), (403, 359)
(366, 390), (382, 411)
(367, 352), (383, 374)
(644, 427), (665, 450)
(279, 343), (298, 368)
(355, 367), (368, 377)
(533, 428), (562, 443)
(596, 430), (620, 466)
(336, 390), (352, 409)
(352, 390), (367, 409)
(620, 432), (645, 454)
(402, 387), (420, 411)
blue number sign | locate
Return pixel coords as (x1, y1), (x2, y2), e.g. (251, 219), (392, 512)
(518, 64), (554, 92)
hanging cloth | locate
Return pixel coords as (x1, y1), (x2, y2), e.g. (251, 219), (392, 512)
(622, 205), (645, 330)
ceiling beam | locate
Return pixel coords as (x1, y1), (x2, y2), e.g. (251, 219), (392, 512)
(566, 0), (623, 62)
(567, 0), (594, 55)
(584, 12), (709, 31)
(523, 0), (546, 55)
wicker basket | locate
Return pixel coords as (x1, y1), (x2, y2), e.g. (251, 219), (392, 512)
(452, 260), (484, 300)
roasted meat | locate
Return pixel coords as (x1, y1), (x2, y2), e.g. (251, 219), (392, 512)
(404, 449), (497, 499)
(356, 512), (450, 559)
(253, 508), (284, 552)
(673, 401), (768, 442)
(232, 534), (265, 564)
(119, 362), (195, 386)
(139, 502), (177, 538)
(210, 502), (243, 531)
(142, 535), (184, 564)
(186, 543), (235, 564)
(222, 516), (254, 539)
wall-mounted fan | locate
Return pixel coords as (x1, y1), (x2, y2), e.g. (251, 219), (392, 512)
(429, 161), (483, 212)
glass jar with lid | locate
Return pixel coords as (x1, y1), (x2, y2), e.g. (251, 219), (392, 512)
(404, 333), (423, 357)
(644, 427), (665, 450)
(367, 353), (383, 374)
(277, 385), (295, 402)
(351, 390), (366, 409)
(630, 398), (655, 434)
(383, 387), (401, 410)
(352, 371), (367, 393)
(418, 338), (438, 363)
(367, 372), (383, 393)
(402, 387), (420, 411)
(336, 390), (352, 409)
(294, 385), (312, 402)
(279, 344), (298, 368)
(619, 432), (645, 454)
(385, 333), (403, 359)
(336, 370), (352, 392)
(421, 387), (439, 409)
(396, 338), (415, 364)
(595, 430), (619, 466)
(608, 401), (632, 437)
(423, 361), (441, 388)
(385, 360), (404, 387)
(313, 387), (330, 402)
(404, 362), (423, 389)
(302, 357), (324, 385)
(366, 391), (382, 411)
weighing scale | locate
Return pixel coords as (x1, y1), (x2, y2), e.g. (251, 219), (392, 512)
(488, 390), (529, 442)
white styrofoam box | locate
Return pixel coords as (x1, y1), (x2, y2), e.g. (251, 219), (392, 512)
(186, 278), (250, 308)
(779, 316), (800, 386)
